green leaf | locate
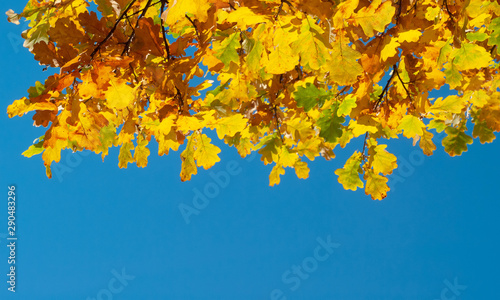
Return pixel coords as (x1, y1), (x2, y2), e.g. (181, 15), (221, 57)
(28, 81), (45, 98)
(472, 121), (496, 144)
(488, 17), (500, 48)
(442, 127), (473, 156)
(451, 43), (492, 70)
(466, 32), (488, 42)
(214, 32), (240, 69)
(246, 40), (264, 73)
(97, 125), (117, 159)
(444, 63), (462, 89)
(318, 106), (344, 143)
(22, 136), (45, 157)
(24, 23), (50, 51)
(94, 0), (115, 17)
(337, 95), (357, 117)
(294, 83), (331, 111)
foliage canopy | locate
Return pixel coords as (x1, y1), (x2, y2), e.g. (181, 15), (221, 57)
(6, 0), (500, 199)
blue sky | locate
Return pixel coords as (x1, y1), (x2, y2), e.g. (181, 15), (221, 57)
(1, 3), (500, 299)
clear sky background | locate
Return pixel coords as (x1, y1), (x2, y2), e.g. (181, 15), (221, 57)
(1, 3), (500, 299)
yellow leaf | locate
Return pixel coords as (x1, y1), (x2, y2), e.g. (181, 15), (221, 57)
(177, 115), (205, 133)
(265, 28), (299, 74)
(180, 133), (198, 181)
(294, 161), (310, 179)
(214, 114), (248, 139)
(293, 17), (329, 71)
(335, 151), (364, 191)
(134, 135), (150, 168)
(354, 0), (395, 37)
(326, 41), (364, 85)
(224, 7), (270, 28)
(451, 43), (492, 70)
(278, 146), (299, 168)
(158, 115), (177, 135)
(397, 30), (421, 42)
(364, 171), (389, 200)
(105, 77), (137, 110)
(269, 164), (285, 186)
(194, 133), (221, 170)
(370, 144), (397, 175)
(429, 96), (465, 114)
(419, 130), (436, 156)
(7, 97), (57, 118)
(397, 115), (425, 138)
(118, 142), (134, 168)
(163, 0), (211, 27)
(381, 37), (400, 61)
(348, 117), (378, 138)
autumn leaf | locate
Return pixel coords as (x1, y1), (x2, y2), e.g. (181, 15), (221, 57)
(214, 32), (240, 70)
(442, 127), (473, 156)
(370, 144), (397, 175)
(105, 77), (138, 110)
(419, 130), (436, 156)
(335, 151), (364, 191)
(429, 96), (465, 114)
(317, 107), (345, 143)
(326, 41), (363, 85)
(451, 43), (492, 71)
(294, 83), (331, 111)
(354, 0), (395, 38)
(364, 171), (389, 200)
(22, 136), (45, 157)
(193, 133), (221, 170)
(397, 115), (425, 139)
(337, 95), (357, 117)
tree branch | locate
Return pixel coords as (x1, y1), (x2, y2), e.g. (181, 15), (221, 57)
(160, 0), (171, 60)
(393, 65), (412, 102)
(274, 0), (293, 21)
(90, 0), (137, 58)
(185, 14), (200, 41)
(361, 132), (369, 161)
(373, 66), (396, 110)
(443, 0), (455, 23)
(121, 0), (154, 56)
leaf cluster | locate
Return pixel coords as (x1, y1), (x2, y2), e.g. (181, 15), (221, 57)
(6, 0), (500, 199)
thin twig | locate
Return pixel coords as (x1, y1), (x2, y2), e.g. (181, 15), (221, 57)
(273, 105), (284, 143)
(393, 65), (412, 101)
(121, 0), (154, 56)
(160, 0), (171, 59)
(185, 14), (200, 41)
(275, 1), (285, 21)
(90, 0), (138, 58)
(443, 0), (455, 23)
(361, 132), (369, 161)
(175, 86), (184, 114)
(373, 67), (397, 110)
